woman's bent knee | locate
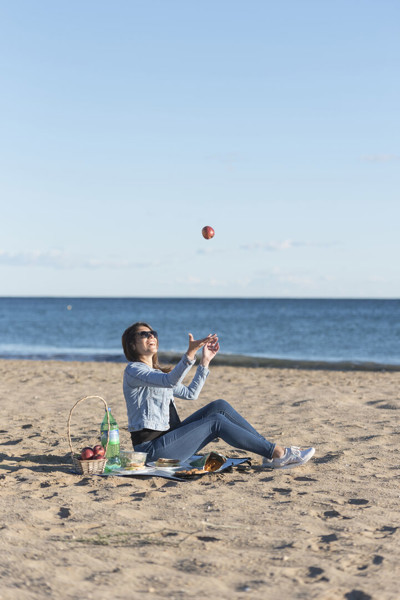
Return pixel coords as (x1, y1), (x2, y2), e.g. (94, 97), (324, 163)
(206, 399), (231, 413)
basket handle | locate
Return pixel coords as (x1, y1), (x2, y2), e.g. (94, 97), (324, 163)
(67, 395), (110, 459)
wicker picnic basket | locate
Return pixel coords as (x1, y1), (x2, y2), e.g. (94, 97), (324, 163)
(67, 395), (110, 475)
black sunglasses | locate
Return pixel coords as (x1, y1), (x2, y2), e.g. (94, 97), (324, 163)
(137, 330), (158, 339)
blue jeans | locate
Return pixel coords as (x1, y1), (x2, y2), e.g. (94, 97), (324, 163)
(133, 399), (276, 462)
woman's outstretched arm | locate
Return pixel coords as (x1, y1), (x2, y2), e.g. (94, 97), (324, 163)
(125, 333), (218, 389)
(173, 338), (220, 399)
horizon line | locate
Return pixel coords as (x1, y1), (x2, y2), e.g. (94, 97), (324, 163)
(0, 295), (399, 301)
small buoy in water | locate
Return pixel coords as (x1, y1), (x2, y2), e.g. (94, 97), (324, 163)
(67, 305), (72, 310)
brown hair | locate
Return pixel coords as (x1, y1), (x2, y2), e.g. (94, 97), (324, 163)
(121, 322), (172, 372)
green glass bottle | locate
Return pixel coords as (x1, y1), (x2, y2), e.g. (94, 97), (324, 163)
(100, 407), (121, 469)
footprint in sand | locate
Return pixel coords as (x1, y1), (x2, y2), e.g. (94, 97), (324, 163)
(344, 590), (372, 600)
(314, 451), (343, 464)
(274, 541), (294, 550)
(291, 399), (309, 407)
(0, 439), (23, 446)
(307, 566), (329, 581)
(175, 558), (218, 575)
(366, 399), (399, 410)
(348, 498), (369, 506)
(320, 533), (338, 544)
(273, 487), (292, 496)
(74, 478), (92, 486)
(376, 525), (397, 538)
(323, 509), (341, 519)
(131, 492), (147, 502)
(348, 434), (378, 442)
(307, 533), (339, 552)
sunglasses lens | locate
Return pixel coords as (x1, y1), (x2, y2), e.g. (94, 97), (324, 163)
(139, 330), (158, 339)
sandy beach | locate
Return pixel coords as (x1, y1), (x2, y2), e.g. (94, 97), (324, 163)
(0, 358), (399, 600)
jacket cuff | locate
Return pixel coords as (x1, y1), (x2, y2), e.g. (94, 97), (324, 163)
(183, 354), (196, 365)
(197, 364), (209, 376)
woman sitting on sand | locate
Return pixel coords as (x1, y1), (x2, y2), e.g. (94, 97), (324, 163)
(121, 322), (315, 470)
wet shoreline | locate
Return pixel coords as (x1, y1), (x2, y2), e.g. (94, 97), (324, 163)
(1, 351), (399, 371)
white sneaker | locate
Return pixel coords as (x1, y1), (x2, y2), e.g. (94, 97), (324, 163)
(262, 446), (315, 470)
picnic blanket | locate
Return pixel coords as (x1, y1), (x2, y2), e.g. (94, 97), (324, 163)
(101, 454), (251, 481)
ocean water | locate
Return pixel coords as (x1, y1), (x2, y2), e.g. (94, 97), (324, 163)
(0, 297), (399, 369)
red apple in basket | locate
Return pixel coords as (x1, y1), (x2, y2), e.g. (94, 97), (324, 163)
(92, 445), (105, 458)
(202, 226), (215, 240)
(80, 447), (94, 460)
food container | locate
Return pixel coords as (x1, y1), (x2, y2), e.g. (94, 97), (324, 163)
(119, 450), (147, 470)
(155, 458), (181, 468)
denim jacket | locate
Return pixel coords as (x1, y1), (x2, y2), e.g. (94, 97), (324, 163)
(123, 354), (210, 432)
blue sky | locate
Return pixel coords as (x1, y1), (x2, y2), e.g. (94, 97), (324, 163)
(1, 0), (399, 297)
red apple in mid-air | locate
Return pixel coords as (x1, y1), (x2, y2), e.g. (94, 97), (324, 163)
(92, 445), (105, 458)
(80, 447), (94, 460)
(202, 226), (215, 240)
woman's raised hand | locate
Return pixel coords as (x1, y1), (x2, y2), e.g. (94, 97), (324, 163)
(201, 338), (220, 367)
(186, 333), (218, 361)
